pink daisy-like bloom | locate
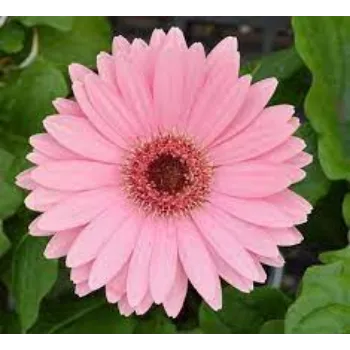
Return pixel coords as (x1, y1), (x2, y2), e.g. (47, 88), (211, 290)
(16, 27), (312, 318)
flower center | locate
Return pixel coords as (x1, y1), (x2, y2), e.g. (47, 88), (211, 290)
(146, 154), (190, 194)
(122, 134), (213, 216)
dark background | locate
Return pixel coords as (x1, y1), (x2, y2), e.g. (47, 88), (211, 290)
(109, 16), (292, 60)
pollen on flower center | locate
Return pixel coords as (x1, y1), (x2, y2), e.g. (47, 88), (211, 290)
(122, 134), (213, 216)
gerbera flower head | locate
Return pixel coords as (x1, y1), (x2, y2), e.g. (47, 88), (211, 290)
(16, 27), (312, 318)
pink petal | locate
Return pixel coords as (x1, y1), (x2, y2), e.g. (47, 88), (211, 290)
(165, 27), (187, 49)
(112, 35), (130, 55)
(53, 98), (85, 117)
(207, 36), (238, 69)
(106, 263), (129, 303)
(209, 276), (223, 311)
(84, 74), (143, 140)
(286, 152), (313, 168)
(114, 54), (153, 132)
(15, 168), (37, 190)
(26, 152), (51, 165)
(97, 52), (118, 93)
(209, 191), (294, 228)
(30, 134), (78, 160)
(286, 165), (306, 184)
(186, 55), (240, 137)
(118, 296), (134, 316)
(44, 228), (80, 259)
(135, 292), (153, 315)
(150, 220), (178, 304)
(192, 207), (262, 280)
(31, 160), (118, 192)
(176, 218), (221, 310)
(129, 39), (152, 83)
(290, 116), (300, 128)
(210, 105), (296, 164)
(130, 38), (148, 52)
(211, 206), (280, 258)
(153, 43), (185, 130)
(258, 254), (285, 268)
(106, 288), (121, 304)
(70, 262), (92, 284)
(258, 137), (306, 163)
(278, 189), (313, 214)
(163, 261), (188, 318)
(198, 75), (252, 147)
(127, 37), (145, 54)
(268, 227), (303, 246)
(251, 258), (268, 283)
(29, 216), (53, 237)
(37, 187), (119, 231)
(148, 29), (166, 83)
(69, 63), (93, 82)
(206, 45), (239, 85)
(25, 187), (72, 212)
(44, 115), (123, 163)
(208, 245), (253, 292)
(75, 282), (93, 297)
(66, 204), (129, 268)
(213, 161), (300, 198)
(127, 216), (155, 307)
(180, 43), (206, 124)
(215, 78), (278, 143)
(267, 190), (311, 225)
(150, 29), (166, 49)
(72, 80), (130, 149)
(88, 214), (143, 290)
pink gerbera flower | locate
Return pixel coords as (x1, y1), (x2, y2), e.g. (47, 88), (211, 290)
(16, 27), (312, 318)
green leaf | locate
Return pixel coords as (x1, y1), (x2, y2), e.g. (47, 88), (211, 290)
(39, 17), (111, 73)
(292, 122), (330, 205)
(240, 47), (300, 81)
(0, 147), (15, 176)
(285, 248), (350, 333)
(0, 21), (25, 53)
(15, 17), (73, 32)
(293, 17), (350, 180)
(44, 263), (74, 301)
(0, 221), (10, 258)
(2, 205), (35, 247)
(60, 305), (136, 334)
(199, 286), (291, 334)
(12, 235), (58, 332)
(244, 47), (303, 82)
(0, 130), (30, 182)
(0, 130), (30, 201)
(270, 66), (311, 108)
(1, 58), (68, 137)
(199, 309), (231, 334)
(134, 309), (176, 334)
(240, 47), (310, 108)
(0, 181), (22, 220)
(342, 193), (350, 227)
(320, 246), (350, 265)
(0, 206), (35, 293)
(259, 320), (284, 334)
(29, 296), (136, 334)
